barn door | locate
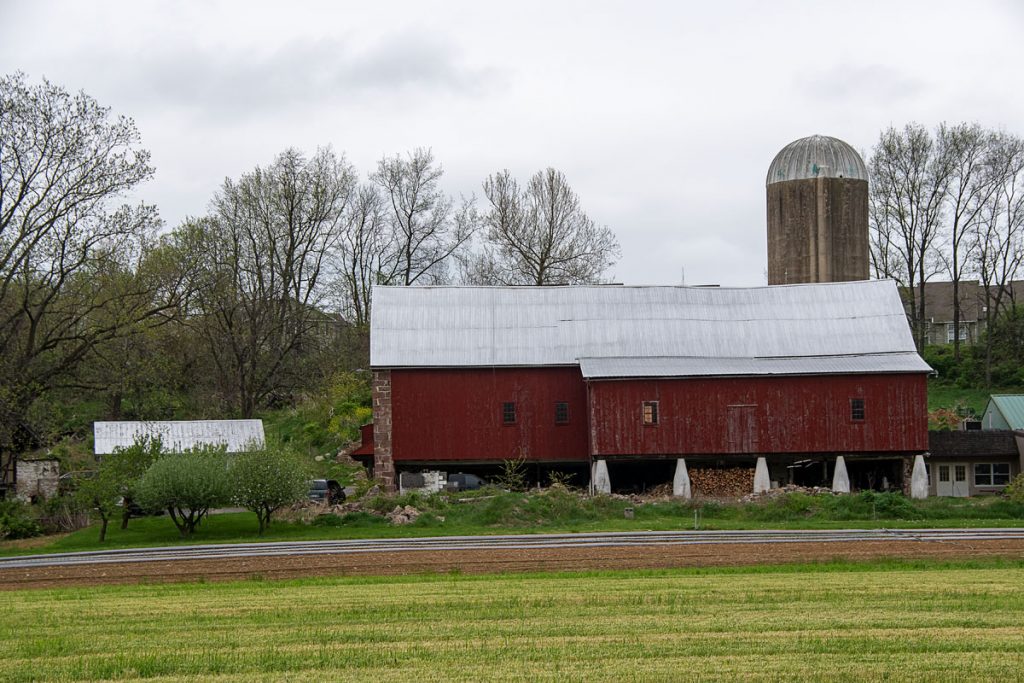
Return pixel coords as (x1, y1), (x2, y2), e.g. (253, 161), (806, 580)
(727, 405), (758, 453)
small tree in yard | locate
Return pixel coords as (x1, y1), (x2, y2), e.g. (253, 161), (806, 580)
(110, 436), (163, 530)
(136, 446), (231, 537)
(231, 444), (309, 535)
(76, 437), (163, 541)
(75, 467), (121, 543)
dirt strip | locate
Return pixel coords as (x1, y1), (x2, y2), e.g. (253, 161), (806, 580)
(3, 539), (1024, 590)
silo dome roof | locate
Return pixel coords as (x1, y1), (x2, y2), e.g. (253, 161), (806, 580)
(766, 134), (868, 185)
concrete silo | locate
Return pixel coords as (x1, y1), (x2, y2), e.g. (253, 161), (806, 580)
(766, 135), (869, 285)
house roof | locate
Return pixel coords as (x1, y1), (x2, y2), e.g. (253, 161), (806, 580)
(93, 420), (265, 455)
(370, 280), (929, 377)
(986, 396), (1024, 430)
(928, 429), (1019, 458)
(579, 352), (931, 379)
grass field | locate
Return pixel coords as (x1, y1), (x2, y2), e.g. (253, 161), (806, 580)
(4, 490), (1024, 557)
(2, 560), (1023, 681)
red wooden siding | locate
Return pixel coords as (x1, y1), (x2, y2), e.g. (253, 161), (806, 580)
(390, 368), (589, 462)
(588, 374), (928, 457)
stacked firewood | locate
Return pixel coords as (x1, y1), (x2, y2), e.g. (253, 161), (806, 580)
(689, 467), (755, 498)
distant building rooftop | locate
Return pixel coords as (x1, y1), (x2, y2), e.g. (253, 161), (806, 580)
(93, 420), (265, 455)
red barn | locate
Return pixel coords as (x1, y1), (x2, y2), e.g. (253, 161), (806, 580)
(369, 280), (930, 493)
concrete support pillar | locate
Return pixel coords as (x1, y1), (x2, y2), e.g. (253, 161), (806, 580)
(753, 457), (770, 494)
(673, 459), (691, 499)
(910, 454), (929, 499)
(592, 459), (611, 495)
(831, 456), (850, 494)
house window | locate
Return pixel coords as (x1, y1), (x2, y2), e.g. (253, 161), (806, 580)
(850, 398), (865, 421)
(955, 465), (967, 483)
(555, 402), (569, 424)
(502, 402), (516, 425)
(974, 463), (1011, 486)
(642, 401), (659, 426)
(938, 466), (950, 483)
(946, 323), (969, 343)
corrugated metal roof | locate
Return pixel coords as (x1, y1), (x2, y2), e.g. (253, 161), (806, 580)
(93, 420), (265, 455)
(370, 280), (928, 376)
(766, 134), (868, 185)
(579, 352), (931, 379)
(987, 396), (1024, 430)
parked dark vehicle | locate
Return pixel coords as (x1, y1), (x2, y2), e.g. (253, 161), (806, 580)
(447, 473), (486, 491)
(309, 479), (345, 504)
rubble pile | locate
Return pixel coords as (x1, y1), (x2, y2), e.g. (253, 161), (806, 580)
(739, 484), (835, 503)
(386, 505), (422, 525)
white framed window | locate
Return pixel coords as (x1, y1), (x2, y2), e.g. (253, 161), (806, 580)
(946, 323), (969, 343)
(974, 463), (1011, 487)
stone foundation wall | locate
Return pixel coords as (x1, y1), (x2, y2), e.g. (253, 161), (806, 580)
(16, 459), (60, 503)
(372, 370), (395, 492)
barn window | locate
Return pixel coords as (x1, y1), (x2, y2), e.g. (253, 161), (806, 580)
(502, 402), (517, 425)
(850, 398), (865, 421)
(555, 402), (570, 424)
(642, 401), (659, 425)
(975, 463), (1011, 486)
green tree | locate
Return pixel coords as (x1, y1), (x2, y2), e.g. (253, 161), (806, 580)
(231, 444), (309, 535)
(0, 72), (179, 485)
(75, 468), (120, 542)
(179, 147), (357, 417)
(136, 446), (231, 537)
(77, 437), (162, 541)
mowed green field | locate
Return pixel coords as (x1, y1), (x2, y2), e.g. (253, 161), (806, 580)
(3, 562), (1024, 682)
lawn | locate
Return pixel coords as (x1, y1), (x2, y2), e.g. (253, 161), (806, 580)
(927, 383), (1000, 417)
(4, 490), (1024, 558)
(2, 560), (1023, 681)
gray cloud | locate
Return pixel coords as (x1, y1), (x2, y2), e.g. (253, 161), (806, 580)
(796, 64), (926, 104)
(106, 31), (502, 117)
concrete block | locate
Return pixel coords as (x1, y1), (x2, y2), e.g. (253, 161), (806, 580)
(673, 459), (691, 499)
(753, 456), (770, 493)
(753, 457), (770, 494)
(911, 454), (928, 499)
(592, 459), (611, 494)
(832, 455), (850, 493)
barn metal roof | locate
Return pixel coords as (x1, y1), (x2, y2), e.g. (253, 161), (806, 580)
(766, 134), (868, 185)
(579, 352), (931, 379)
(370, 280), (928, 376)
(93, 420), (266, 455)
(986, 396), (1024, 430)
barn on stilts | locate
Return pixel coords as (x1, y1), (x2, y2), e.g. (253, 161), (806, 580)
(366, 280), (931, 495)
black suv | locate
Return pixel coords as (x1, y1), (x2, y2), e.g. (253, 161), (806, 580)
(308, 479), (345, 504)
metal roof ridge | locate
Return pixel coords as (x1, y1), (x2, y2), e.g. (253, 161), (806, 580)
(372, 280), (895, 292)
(578, 351), (921, 361)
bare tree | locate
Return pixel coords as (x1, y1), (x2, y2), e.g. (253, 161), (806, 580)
(185, 147), (356, 417)
(974, 133), (1024, 383)
(937, 123), (999, 360)
(0, 73), (175, 485)
(335, 184), (390, 330)
(372, 148), (475, 286)
(468, 168), (620, 285)
(869, 124), (954, 350)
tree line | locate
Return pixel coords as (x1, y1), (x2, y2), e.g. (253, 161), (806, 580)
(0, 73), (621, 472)
(868, 123), (1024, 380)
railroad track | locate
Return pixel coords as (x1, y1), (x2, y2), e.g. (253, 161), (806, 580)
(4, 528), (1024, 569)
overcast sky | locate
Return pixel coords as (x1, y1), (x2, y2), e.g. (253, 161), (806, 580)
(3, 0), (1023, 286)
